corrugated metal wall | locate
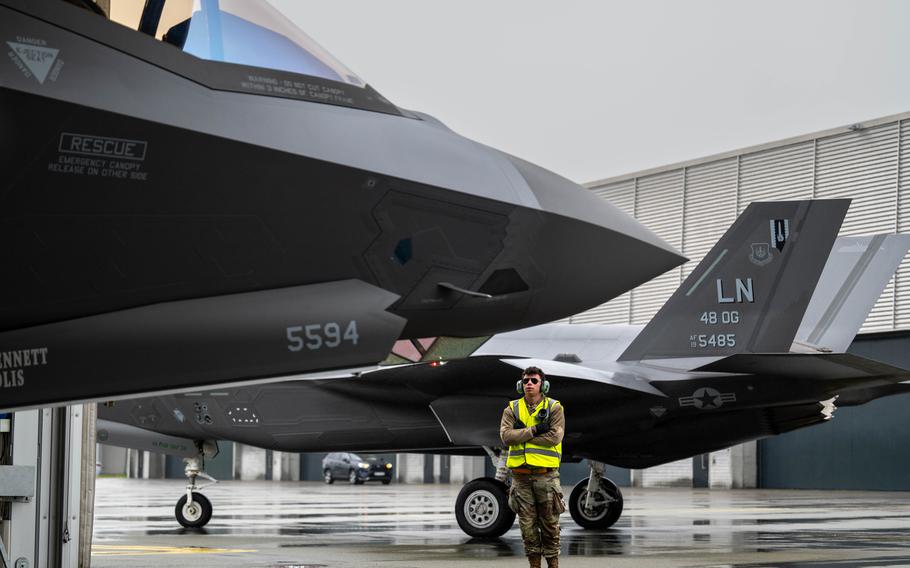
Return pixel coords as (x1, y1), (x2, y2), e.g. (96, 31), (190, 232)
(631, 172), (684, 324)
(579, 113), (910, 334)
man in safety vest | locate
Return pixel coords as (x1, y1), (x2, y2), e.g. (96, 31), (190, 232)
(500, 366), (566, 568)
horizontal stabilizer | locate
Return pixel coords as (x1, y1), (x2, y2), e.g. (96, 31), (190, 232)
(0, 280), (405, 412)
(794, 234), (910, 353)
(693, 353), (910, 385)
(835, 382), (910, 407)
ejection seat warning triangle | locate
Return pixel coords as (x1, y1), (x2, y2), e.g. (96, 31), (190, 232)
(7, 42), (59, 84)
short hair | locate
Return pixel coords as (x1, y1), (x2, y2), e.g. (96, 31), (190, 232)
(522, 366), (545, 380)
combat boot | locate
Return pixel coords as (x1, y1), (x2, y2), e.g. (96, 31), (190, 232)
(545, 556), (558, 568)
(527, 554), (542, 568)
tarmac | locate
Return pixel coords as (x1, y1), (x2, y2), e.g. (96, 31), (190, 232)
(92, 478), (910, 567)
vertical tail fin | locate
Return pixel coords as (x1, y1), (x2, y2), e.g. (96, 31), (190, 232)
(619, 199), (849, 361)
(793, 234), (910, 353)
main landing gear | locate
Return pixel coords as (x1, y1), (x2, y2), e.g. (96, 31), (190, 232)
(568, 460), (624, 529)
(453, 452), (624, 537)
(175, 443), (219, 529)
(454, 447), (515, 537)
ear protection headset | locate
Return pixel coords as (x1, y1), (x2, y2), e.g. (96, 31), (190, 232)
(516, 374), (550, 395)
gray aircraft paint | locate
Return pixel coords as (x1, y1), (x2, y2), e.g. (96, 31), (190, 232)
(0, 3), (677, 256)
(618, 199), (850, 361)
(794, 234), (910, 353)
(0, 0), (695, 412)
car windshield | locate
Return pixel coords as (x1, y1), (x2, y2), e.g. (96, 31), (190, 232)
(108, 0), (365, 87)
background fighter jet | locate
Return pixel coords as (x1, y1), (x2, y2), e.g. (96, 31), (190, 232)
(0, 0), (683, 411)
(98, 198), (910, 536)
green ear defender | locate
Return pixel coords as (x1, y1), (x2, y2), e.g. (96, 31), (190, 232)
(515, 378), (550, 394)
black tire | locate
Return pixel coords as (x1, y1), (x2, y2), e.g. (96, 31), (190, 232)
(324, 468), (334, 484)
(568, 477), (623, 529)
(381, 479), (391, 485)
(175, 492), (213, 528)
(349, 469), (363, 485)
(455, 477), (515, 538)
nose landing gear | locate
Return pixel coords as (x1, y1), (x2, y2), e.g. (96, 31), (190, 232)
(175, 448), (218, 528)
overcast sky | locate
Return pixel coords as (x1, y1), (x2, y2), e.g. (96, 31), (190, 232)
(272, 0), (910, 185)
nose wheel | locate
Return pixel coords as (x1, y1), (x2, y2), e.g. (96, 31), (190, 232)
(176, 491), (213, 528)
(175, 455), (218, 528)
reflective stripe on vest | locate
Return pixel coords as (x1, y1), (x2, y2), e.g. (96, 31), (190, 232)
(506, 397), (562, 469)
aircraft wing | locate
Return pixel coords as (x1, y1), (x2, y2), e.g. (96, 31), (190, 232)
(692, 352), (910, 387)
(498, 357), (666, 396)
(422, 356), (667, 447)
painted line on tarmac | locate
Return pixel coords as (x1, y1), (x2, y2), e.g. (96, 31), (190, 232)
(92, 545), (257, 556)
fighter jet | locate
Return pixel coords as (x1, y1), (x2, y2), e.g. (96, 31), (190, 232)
(97, 198), (910, 535)
(0, 0), (683, 410)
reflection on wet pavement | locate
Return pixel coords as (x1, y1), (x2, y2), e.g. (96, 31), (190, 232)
(93, 479), (910, 567)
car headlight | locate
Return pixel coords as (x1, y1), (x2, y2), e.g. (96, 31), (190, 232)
(385, 463), (393, 469)
(358, 462), (370, 469)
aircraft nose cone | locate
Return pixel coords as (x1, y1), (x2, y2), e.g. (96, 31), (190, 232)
(504, 154), (686, 324)
(393, 150), (686, 338)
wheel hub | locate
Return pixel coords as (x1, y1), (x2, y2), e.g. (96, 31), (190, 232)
(464, 490), (499, 529)
(580, 488), (610, 521)
(183, 502), (202, 522)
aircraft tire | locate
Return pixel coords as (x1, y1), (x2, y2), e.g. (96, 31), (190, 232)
(175, 492), (213, 528)
(455, 477), (515, 538)
(569, 477), (623, 529)
(324, 468), (334, 484)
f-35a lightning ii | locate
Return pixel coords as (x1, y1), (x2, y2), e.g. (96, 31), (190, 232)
(98, 198), (910, 535)
(0, 0), (683, 410)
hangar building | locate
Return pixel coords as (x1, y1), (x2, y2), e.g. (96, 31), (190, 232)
(579, 110), (910, 490)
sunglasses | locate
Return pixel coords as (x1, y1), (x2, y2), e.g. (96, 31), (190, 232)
(521, 377), (540, 385)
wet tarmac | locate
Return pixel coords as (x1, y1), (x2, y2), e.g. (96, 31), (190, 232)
(92, 478), (910, 567)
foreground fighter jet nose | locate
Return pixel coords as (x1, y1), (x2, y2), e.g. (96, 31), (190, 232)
(394, 155), (685, 338)
(503, 154), (686, 325)
(506, 153), (682, 256)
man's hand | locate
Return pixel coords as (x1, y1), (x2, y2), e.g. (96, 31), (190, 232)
(514, 419), (526, 429)
(533, 421), (551, 435)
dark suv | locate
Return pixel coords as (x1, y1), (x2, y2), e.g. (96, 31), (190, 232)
(322, 452), (393, 485)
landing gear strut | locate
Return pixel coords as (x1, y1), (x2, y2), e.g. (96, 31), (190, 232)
(454, 447), (515, 538)
(175, 445), (218, 529)
(568, 460), (623, 529)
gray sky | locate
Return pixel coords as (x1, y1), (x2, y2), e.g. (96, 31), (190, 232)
(272, 0), (910, 185)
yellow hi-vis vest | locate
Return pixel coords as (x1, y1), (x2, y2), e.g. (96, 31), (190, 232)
(506, 397), (562, 469)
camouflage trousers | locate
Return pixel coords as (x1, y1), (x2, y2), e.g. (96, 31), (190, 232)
(507, 470), (566, 558)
